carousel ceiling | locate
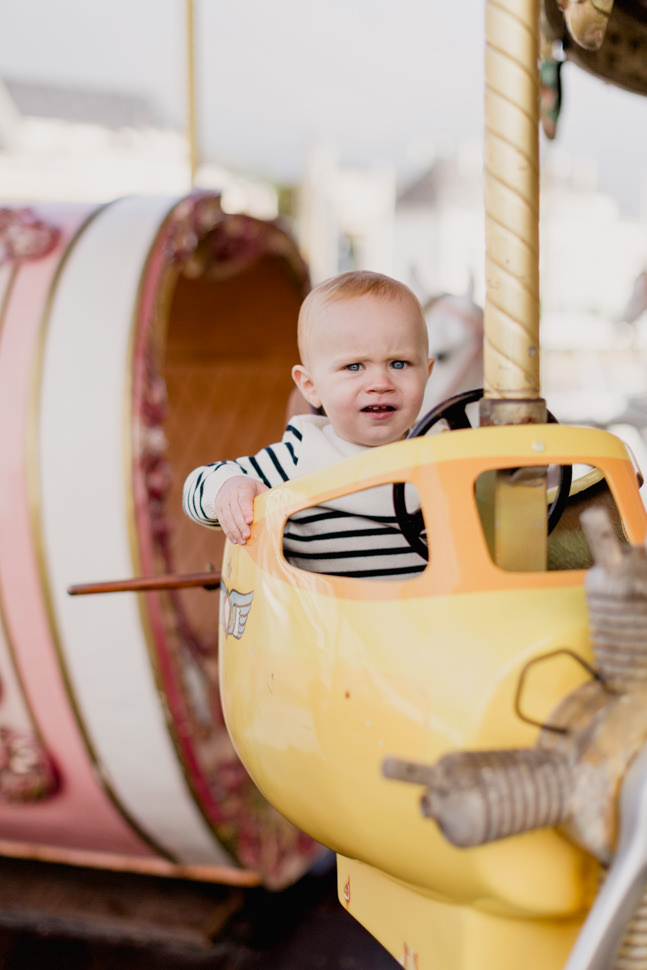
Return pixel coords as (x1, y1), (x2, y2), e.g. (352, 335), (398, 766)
(542, 0), (647, 96)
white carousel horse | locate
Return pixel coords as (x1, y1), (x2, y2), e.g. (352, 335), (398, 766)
(419, 291), (484, 418)
(619, 270), (647, 325)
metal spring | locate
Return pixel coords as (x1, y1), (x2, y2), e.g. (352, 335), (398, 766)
(587, 595), (647, 691)
(421, 748), (573, 847)
(610, 880), (647, 969)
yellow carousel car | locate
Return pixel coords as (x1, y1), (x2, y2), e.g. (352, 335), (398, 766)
(218, 392), (647, 970)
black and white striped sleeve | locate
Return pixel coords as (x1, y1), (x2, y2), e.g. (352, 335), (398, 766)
(182, 422), (304, 527)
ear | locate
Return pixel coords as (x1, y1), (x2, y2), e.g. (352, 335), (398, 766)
(291, 364), (322, 409)
(427, 357), (435, 378)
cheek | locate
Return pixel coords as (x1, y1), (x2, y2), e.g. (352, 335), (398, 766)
(400, 377), (427, 411)
(322, 378), (355, 408)
(410, 370), (430, 394)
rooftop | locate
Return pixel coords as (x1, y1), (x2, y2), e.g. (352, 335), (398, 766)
(2, 77), (161, 129)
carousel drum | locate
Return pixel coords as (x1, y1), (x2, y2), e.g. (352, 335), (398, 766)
(0, 193), (322, 888)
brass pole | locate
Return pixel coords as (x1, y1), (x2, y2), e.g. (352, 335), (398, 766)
(186, 0), (198, 186)
(482, 0), (544, 421)
(480, 0), (548, 572)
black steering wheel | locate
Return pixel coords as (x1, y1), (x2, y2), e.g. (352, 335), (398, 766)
(393, 388), (573, 560)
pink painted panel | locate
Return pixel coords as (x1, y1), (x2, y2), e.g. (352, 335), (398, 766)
(0, 204), (155, 856)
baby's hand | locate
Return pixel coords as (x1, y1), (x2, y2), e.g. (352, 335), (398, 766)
(214, 477), (268, 544)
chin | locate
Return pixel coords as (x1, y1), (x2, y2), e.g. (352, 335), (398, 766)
(366, 430), (406, 447)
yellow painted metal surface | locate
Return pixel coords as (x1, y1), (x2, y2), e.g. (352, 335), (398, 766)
(218, 424), (647, 967)
(337, 856), (587, 970)
(479, 465), (548, 571)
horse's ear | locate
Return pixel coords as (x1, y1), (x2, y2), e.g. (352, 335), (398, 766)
(619, 270), (647, 324)
(420, 293), (484, 415)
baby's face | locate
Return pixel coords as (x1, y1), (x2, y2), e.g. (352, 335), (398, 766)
(299, 293), (432, 447)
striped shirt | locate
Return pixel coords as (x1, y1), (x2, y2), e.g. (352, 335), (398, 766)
(182, 414), (426, 580)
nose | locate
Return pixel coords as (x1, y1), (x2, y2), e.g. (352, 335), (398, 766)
(367, 366), (395, 392)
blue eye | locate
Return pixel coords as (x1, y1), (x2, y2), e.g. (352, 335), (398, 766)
(391, 360), (407, 370)
(346, 363), (361, 371)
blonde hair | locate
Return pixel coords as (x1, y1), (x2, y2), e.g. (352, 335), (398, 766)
(297, 270), (427, 366)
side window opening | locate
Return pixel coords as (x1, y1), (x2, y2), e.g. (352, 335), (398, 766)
(474, 463), (629, 572)
(281, 482), (428, 581)
(547, 464), (628, 570)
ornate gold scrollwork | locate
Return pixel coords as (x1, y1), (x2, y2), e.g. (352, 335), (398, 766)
(557, 0), (615, 51)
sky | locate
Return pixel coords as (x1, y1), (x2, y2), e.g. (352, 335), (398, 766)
(1, 0), (647, 211)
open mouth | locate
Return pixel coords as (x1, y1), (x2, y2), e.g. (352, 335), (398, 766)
(362, 405), (395, 413)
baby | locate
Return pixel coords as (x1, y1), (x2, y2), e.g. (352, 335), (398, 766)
(183, 270), (434, 579)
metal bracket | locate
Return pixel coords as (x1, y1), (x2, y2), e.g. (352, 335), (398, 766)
(563, 742), (647, 970)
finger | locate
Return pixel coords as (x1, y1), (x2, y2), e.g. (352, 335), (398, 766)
(217, 504), (246, 545)
(240, 493), (256, 525)
(230, 498), (252, 543)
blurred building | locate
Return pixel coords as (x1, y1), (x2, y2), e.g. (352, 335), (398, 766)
(541, 147), (647, 331)
(394, 143), (647, 319)
(3, 74), (647, 351)
(392, 143), (486, 306)
(297, 142), (396, 284)
(299, 138), (647, 332)
(0, 77), (278, 218)
(296, 140), (647, 437)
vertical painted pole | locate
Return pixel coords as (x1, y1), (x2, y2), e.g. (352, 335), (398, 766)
(482, 0), (543, 413)
(186, 0), (198, 187)
(480, 0), (548, 570)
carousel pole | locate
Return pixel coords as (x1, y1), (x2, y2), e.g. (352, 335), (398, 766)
(479, 0), (548, 571)
(186, 0), (198, 187)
